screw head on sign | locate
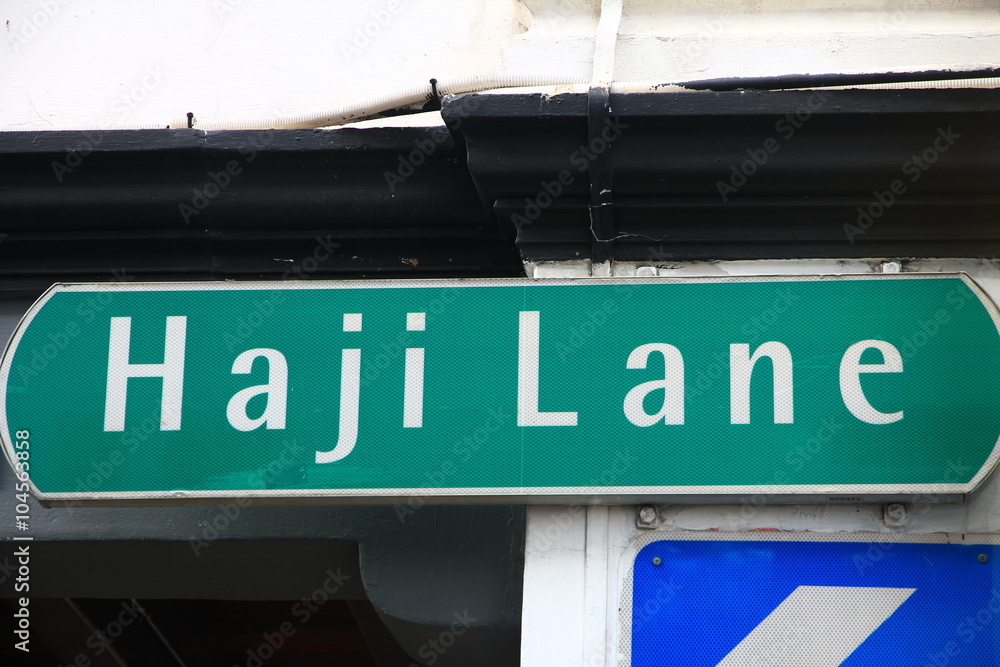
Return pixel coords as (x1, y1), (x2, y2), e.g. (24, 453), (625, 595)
(652, 557), (662, 566)
(979, 554), (988, 563)
(639, 507), (657, 524)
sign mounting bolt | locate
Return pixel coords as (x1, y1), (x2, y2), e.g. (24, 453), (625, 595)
(979, 554), (988, 563)
(884, 503), (907, 527)
(637, 506), (659, 529)
(652, 557), (662, 566)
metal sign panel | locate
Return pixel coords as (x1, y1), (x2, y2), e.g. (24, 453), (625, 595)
(631, 535), (1000, 666)
(2, 274), (1000, 503)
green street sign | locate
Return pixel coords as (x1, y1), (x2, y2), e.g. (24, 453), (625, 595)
(3, 274), (1000, 504)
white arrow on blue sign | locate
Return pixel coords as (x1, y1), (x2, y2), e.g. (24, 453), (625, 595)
(631, 539), (999, 666)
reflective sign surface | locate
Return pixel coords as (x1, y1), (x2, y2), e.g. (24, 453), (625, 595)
(3, 274), (1000, 502)
(632, 538), (1000, 666)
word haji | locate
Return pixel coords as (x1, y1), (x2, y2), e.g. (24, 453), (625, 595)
(103, 311), (906, 463)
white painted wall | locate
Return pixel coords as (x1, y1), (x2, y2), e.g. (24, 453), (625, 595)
(0, 0), (528, 128)
(2, 0), (998, 129)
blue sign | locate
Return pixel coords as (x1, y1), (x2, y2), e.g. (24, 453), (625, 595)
(632, 539), (1000, 666)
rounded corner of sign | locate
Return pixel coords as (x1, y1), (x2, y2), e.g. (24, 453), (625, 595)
(962, 468), (1000, 500)
(31, 491), (54, 505)
(1, 283), (62, 366)
(34, 282), (70, 300)
(953, 271), (996, 298)
(627, 538), (664, 571)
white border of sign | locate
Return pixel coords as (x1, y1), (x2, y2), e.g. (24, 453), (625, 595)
(3, 273), (1000, 505)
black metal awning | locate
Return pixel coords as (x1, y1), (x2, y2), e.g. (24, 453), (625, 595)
(0, 88), (998, 289)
